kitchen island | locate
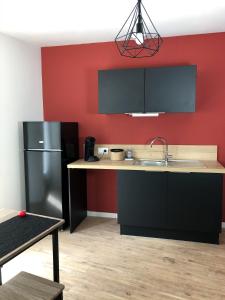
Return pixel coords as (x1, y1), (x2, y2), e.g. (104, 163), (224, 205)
(67, 145), (225, 244)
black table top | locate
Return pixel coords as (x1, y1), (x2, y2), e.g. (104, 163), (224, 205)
(0, 212), (64, 265)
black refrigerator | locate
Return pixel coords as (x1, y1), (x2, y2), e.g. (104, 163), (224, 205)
(23, 121), (79, 229)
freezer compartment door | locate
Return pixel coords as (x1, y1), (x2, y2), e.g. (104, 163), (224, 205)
(24, 151), (62, 218)
(23, 122), (61, 150)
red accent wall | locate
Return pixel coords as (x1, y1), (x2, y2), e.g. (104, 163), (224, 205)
(41, 32), (225, 218)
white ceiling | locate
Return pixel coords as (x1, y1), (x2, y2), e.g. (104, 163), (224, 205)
(0, 0), (225, 47)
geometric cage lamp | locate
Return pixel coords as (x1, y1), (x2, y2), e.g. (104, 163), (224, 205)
(115, 0), (163, 58)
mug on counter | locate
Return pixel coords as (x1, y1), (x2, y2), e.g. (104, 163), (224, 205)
(110, 149), (125, 161)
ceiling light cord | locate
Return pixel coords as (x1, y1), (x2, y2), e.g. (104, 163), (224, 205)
(137, 0), (143, 33)
(138, 0), (141, 18)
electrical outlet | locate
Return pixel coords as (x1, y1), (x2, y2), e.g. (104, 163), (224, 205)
(98, 147), (109, 155)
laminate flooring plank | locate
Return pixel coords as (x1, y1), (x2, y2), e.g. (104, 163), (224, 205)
(2, 217), (225, 300)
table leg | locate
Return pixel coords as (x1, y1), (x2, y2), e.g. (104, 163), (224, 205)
(0, 266), (2, 285)
(68, 169), (87, 233)
(52, 230), (59, 283)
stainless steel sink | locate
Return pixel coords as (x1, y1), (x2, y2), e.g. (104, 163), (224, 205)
(134, 159), (205, 168)
(167, 159), (205, 168)
(133, 160), (166, 166)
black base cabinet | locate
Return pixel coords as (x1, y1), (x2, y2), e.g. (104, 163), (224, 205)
(118, 171), (167, 228)
(167, 173), (222, 233)
(118, 171), (223, 244)
(68, 169), (87, 233)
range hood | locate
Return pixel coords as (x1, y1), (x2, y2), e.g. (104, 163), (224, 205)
(125, 113), (165, 117)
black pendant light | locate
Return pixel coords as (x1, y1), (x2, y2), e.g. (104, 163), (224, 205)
(115, 0), (163, 58)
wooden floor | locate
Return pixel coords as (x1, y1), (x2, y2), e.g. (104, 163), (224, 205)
(3, 217), (225, 300)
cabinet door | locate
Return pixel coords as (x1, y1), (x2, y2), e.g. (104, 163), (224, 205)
(167, 173), (222, 232)
(24, 151), (62, 219)
(145, 65), (196, 112)
(98, 69), (144, 113)
(118, 171), (167, 228)
(68, 169), (87, 233)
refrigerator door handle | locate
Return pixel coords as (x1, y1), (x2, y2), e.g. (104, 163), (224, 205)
(24, 149), (63, 152)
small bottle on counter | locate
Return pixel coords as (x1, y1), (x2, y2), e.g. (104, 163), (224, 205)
(125, 149), (134, 160)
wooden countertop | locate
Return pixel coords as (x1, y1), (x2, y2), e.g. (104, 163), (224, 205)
(67, 159), (225, 174)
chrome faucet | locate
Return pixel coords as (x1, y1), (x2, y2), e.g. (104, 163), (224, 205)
(149, 136), (170, 166)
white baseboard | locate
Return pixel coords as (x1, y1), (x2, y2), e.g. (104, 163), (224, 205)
(87, 211), (118, 219)
(87, 213), (225, 228)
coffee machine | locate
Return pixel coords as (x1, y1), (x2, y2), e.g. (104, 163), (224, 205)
(84, 136), (99, 162)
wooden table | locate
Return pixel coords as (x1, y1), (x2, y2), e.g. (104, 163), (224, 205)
(0, 209), (64, 285)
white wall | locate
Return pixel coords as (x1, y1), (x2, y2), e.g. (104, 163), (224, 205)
(0, 33), (43, 210)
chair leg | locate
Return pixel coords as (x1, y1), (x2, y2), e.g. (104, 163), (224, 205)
(55, 292), (63, 300)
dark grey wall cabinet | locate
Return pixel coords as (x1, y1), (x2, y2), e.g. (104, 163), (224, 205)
(145, 66), (196, 112)
(118, 171), (167, 228)
(98, 65), (197, 114)
(98, 68), (144, 113)
(118, 170), (223, 244)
